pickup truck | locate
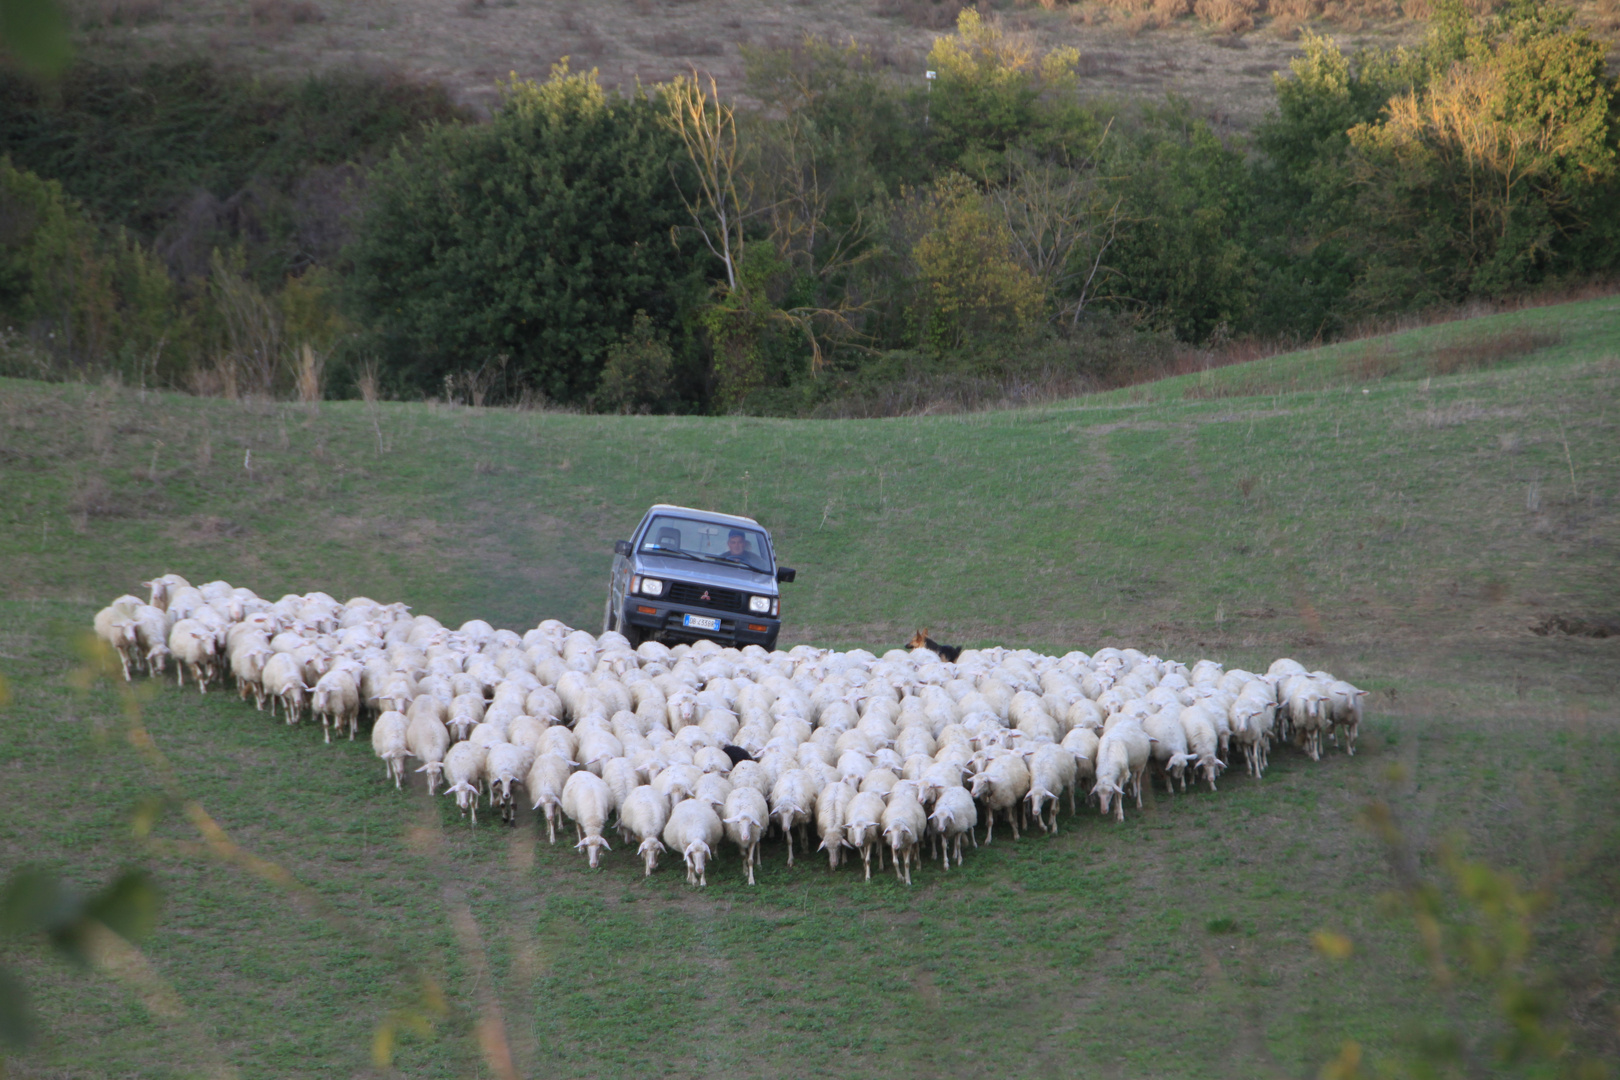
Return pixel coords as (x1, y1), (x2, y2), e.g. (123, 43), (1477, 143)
(604, 504), (796, 650)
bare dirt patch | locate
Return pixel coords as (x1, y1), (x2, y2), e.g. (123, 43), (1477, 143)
(1531, 613), (1620, 639)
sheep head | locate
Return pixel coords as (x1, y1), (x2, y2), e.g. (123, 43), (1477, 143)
(683, 840), (711, 886)
(575, 834), (611, 868)
(1092, 777), (1122, 818)
(637, 836), (665, 876)
(415, 761), (445, 795)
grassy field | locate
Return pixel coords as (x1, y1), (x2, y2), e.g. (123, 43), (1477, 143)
(1, 297), (1617, 1077)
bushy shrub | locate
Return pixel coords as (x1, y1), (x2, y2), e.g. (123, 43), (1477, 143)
(348, 65), (708, 405)
(596, 311), (674, 414)
(908, 174), (1046, 352)
(1346, 10), (1620, 305)
(0, 156), (184, 382)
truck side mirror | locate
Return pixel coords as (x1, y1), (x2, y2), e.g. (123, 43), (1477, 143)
(775, 566), (796, 583)
(614, 540), (633, 557)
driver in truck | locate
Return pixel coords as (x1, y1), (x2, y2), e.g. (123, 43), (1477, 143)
(726, 529), (766, 571)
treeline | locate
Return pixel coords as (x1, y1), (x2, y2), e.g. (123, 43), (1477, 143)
(1, 0), (1616, 413)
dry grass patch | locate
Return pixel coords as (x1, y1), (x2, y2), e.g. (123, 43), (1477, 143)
(1428, 326), (1564, 375)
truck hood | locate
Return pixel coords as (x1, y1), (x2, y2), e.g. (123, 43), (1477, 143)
(634, 554), (776, 593)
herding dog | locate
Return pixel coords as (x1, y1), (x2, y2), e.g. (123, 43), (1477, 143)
(907, 628), (962, 663)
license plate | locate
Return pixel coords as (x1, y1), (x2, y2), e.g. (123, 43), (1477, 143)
(682, 614), (721, 632)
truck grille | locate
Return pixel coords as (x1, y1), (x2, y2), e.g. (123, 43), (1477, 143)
(667, 581), (745, 613)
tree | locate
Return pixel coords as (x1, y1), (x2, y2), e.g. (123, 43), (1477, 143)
(909, 173), (1045, 353)
(347, 64), (706, 405)
(991, 149), (1123, 327)
(925, 9), (1096, 179)
(1346, 7), (1620, 306)
(0, 156), (181, 381)
(1099, 105), (1258, 343)
(664, 71), (750, 296)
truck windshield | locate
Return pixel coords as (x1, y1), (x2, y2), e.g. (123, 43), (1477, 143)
(640, 515), (771, 571)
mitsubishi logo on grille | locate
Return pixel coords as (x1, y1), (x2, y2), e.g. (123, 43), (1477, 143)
(700, 590), (711, 601)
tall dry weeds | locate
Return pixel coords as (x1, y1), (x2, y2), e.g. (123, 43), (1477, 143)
(294, 343), (326, 403)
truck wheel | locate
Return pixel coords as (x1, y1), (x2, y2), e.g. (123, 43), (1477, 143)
(622, 625), (645, 648)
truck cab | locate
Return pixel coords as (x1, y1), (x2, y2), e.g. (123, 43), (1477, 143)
(605, 504), (796, 650)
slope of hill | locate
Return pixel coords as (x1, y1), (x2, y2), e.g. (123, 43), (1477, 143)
(0, 297), (1615, 1077)
(76, 0), (1413, 123)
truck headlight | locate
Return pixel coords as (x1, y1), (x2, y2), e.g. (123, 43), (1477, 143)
(639, 578), (665, 597)
(748, 595), (771, 614)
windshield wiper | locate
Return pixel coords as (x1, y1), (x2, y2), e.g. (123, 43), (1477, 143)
(641, 545), (703, 562)
(693, 554), (763, 569)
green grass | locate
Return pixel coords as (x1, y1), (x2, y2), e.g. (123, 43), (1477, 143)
(1, 297), (1617, 1078)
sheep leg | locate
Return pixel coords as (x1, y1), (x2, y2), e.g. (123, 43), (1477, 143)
(785, 829), (795, 867)
(1011, 810), (1020, 841)
(984, 813), (994, 845)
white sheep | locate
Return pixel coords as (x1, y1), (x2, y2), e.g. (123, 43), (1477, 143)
(722, 786), (769, 885)
(843, 791), (887, 881)
(1025, 743), (1078, 832)
(312, 669), (361, 744)
(526, 752), (573, 844)
(371, 711), (411, 789)
(1142, 710), (1192, 794)
(618, 786), (670, 875)
(815, 780), (856, 870)
(167, 619), (218, 691)
(768, 769), (817, 867)
(969, 752), (1031, 843)
(442, 741), (487, 821)
(261, 652), (309, 723)
(230, 639), (274, 711)
(881, 791), (927, 885)
(484, 742), (530, 824)
(663, 798), (724, 886)
(1324, 679), (1366, 755)
(928, 787), (978, 869)
(407, 712), (451, 794)
(1177, 705), (1225, 791)
(562, 771), (614, 867)
(1093, 722), (1152, 819)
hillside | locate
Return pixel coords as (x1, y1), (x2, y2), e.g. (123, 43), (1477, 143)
(0, 297), (1616, 1077)
(70, 0), (1620, 122)
(74, 0), (1413, 124)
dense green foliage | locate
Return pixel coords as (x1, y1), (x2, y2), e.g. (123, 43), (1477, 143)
(0, 59), (464, 283)
(347, 67), (707, 405)
(0, 157), (179, 380)
(1, 1), (1615, 412)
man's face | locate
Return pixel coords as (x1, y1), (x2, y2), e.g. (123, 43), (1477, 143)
(727, 535), (745, 554)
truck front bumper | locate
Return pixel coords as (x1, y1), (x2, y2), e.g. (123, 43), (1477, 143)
(622, 601), (780, 650)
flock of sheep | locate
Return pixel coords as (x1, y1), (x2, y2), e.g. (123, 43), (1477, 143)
(94, 576), (1367, 887)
